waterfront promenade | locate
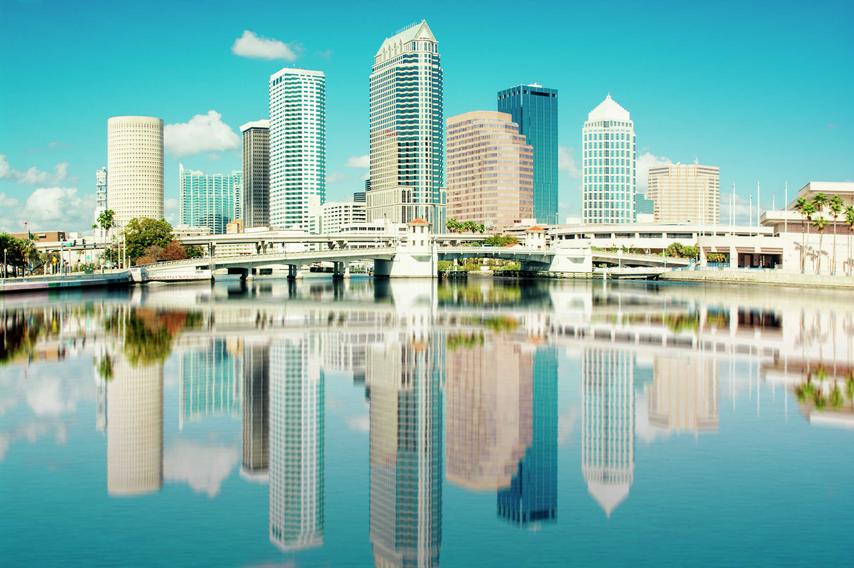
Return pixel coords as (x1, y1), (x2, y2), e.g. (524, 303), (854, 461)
(660, 269), (854, 289)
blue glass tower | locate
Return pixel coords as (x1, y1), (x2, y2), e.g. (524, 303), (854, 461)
(497, 346), (558, 525)
(497, 84), (558, 225)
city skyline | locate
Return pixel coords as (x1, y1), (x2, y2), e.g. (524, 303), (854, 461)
(2, 0), (852, 232)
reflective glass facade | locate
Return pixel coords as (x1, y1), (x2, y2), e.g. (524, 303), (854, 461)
(178, 165), (242, 234)
(497, 85), (559, 225)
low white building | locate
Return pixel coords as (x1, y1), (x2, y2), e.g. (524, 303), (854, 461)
(321, 201), (366, 234)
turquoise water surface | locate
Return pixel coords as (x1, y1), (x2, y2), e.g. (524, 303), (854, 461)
(1, 278), (852, 567)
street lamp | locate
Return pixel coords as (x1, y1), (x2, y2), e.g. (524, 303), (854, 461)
(3, 248), (6, 279)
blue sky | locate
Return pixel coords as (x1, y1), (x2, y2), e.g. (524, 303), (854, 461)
(1, 0), (852, 231)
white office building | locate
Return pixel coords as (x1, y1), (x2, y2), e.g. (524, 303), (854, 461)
(582, 96), (636, 224)
(320, 200), (366, 234)
(107, 116), (164, 226)
(269, 68), (326, 232)
(367, 21), (444, 227)
(648, 163), (720, 224)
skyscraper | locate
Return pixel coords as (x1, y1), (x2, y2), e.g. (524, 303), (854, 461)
(107, 116), (164, 226)
(446, 111), (534, 229)
(367, 21), (444, 227)
(178, 338), (242, 428)
(94, 167), (107, 222)
(240, 120), (270, 228)
(106, 355), (163, 497)
(497, 84), (558, 225)
(582, 95), (636, 224)
(497, 347), (558, 526)
(269, 68), (326, 232)
(178, 165), (243, 234)
(242, 340), (270, 481)
(368, 332), (443, 567)
(581, 348), (635, 518)
(269, 337), (324, 552)
(647, 163), (721, 224)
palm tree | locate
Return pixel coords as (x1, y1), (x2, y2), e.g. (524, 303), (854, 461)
(793, 197), (810, 274)
(845, 205), (854, 276)
(828, 195), (843, 275)
(813, 216), (827, 274)
(802, 201), (816, 273)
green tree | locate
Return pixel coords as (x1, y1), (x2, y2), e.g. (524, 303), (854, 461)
(828, 195), (844, 275)
(95, 209), (116, 233)
(123, 218), (173, 263)
(793, 197), (811, 274)
(845, 205), (854, 276)
(185, 245), (204, 259)
(813, 215), (827, 274)
(484, 235), (518, 247)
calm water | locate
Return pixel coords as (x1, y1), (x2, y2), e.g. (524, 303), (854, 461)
(2, 278), (853, 567)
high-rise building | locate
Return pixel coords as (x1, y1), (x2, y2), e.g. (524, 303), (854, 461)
(107, 116), (164, 226)
(648, 356), (718, 433)
(582, 95), (636, 224)
(368, 332), (443, 567)
(497, 84), (558, 225)
(581, 348), (635, 518)
(320, 200), (366, 234)
(647, 163), (721, 224)
(269, 337), (324, 552)
(240, 120), (270, 228)
(269, 68), (326, 232)
(179, 338), (242, 428)
(242, 340), (270, 481)
(445, 338), (532, 491)
(178, 165), (243, 234)
(94, 167), (108, 221)
(446, 111), (534, 229)
(106, 355), (163, 496)
(497, 347), (558, 526)
(367, 21), (444, 227)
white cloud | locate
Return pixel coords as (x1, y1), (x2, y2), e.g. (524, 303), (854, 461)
(164, 441), (239, 498)
(0, 154), (69, 185)
(164, 110), (240, 157)
(22, 187), (93, 230)
(347, 155), (370, 169)
(558, 146), (580, 179)
(232, 30), (299, 61)
(720, 191), (752, 225)
(326, 171), (347, 184)
(347, 415), (370, 433)
(164, 197), (179, 225)
(636, 151), (672, 194)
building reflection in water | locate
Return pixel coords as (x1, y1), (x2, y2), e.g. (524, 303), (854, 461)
(179, 338), (243, 429)
(648, 356), (719, 434)
(582, 348), (635, 518)
(496, 347), (558, 526)
(368, 330), (443, 567)
(242, 339), (270, 481)
(445, 337), (532, 491)
(269, 336), (324, 552)
(106, 354), (164, 496)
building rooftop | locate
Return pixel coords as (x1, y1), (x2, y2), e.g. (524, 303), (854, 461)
(587, 94), (631, 122)
(376, 20), (436, 57)
(240, 119), (269, 132)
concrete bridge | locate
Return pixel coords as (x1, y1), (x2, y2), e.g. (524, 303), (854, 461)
(136, 222), (691, 282)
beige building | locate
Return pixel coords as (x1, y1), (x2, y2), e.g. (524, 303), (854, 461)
(648, 163), (720, 224)
(446, 111), (533, 229)
(445, 339), (532, 491)
(107, 116), (164, 227)
(648, 356), (718, 433)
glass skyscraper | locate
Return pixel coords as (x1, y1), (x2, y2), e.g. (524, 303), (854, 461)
(497, 347), (558, 526)
(497, 84), (559, 225)
(269, 68), (326, 232)
(582, 95), (636, 224)
(367, 21), (444, 227)
(178, 164), (242, 234)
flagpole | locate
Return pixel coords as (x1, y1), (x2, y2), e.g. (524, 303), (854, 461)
(784, 181), (788, 233)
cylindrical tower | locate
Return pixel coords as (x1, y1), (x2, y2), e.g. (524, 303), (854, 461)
(107, 116), (164, 226)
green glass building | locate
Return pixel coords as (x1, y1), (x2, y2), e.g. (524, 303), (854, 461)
(178, 164), (243, 234)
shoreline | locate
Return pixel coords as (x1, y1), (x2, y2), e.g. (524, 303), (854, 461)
(658, 269), (854, 289)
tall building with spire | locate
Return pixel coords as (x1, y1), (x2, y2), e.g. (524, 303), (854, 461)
(367, 21), (444, 227)
(581, 348), (635, 518)
(582, 95), (636, 224)
(269, 68), (325, 232)
(497, 84), (558, 225)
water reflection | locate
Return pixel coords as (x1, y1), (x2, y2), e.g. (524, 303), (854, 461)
(2, 279), (854, 565)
